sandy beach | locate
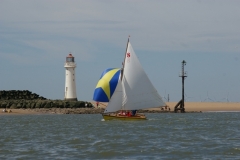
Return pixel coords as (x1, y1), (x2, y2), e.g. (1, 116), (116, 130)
(1, 102), (239, 115)
(165, 102), (240, 112)
(95, 102), (240, 112)
(0, 108), (40, 115)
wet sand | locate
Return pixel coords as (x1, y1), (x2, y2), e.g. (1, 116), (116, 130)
(0, 109), (40, 115)
(1, 102), (239, 115)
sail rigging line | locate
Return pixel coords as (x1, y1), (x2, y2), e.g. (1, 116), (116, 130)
(121, 36), (130, 111)
(121, 36), (130, 81)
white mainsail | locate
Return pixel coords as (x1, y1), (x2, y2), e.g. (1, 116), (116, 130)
(122, 42), (165, 110)
(104, 41), (166, 113)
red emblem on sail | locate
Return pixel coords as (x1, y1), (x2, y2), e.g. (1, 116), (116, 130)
(127, 53), (130, 57)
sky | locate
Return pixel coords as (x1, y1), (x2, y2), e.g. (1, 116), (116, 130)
(0, 0), (240, 102)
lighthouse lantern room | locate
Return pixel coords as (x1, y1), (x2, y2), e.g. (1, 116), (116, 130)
(64, 53), (77, 101)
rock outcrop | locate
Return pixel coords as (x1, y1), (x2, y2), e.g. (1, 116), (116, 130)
(0, 90), (46, 100)
(0, 90), (93, 110)
(0, 99), (93, 109)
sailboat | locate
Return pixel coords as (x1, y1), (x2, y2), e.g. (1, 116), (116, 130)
(93, 38), (166, 120)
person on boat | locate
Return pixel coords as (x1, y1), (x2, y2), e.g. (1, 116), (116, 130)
(118, 111), (125, 116)
(127, 111), (132, 117)
(131, 110), (137, 116)
(96, 101), (99, 108)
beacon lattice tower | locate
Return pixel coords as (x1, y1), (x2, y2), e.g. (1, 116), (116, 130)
(174, 60), (187, 113)
(64, 53), (77, 101)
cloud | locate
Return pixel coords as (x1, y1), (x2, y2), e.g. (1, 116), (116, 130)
(1, 0), (240, 54)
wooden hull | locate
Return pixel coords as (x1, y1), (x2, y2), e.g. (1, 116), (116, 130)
(102, 113), (147, 120)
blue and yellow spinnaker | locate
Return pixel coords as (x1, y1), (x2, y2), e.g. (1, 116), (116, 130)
(93, 68), (121, 102)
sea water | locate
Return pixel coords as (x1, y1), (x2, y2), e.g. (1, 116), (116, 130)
(0, 113), (240, 159)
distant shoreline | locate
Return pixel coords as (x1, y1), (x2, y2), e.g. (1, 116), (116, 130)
(92, 102), (240, 112)
(165, 102), (240, 112)
(0, 108), (199, 115)
(1, 102), (239, 115)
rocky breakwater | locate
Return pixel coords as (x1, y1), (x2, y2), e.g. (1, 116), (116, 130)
(0, 90), (46, 100)
(0, 99), (105, 114)
(31, 108), (105, 114)
(0, 99), (93, 109)
(0, 90), (104, 114)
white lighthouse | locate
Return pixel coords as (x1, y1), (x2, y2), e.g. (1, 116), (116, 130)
(64, 53), (77, 101)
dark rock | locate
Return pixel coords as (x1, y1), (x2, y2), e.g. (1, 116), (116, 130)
(31, 102), (36, 109)
(44, 102), (51, 108)
(0, 90), (47, 100)
(35, 101), (42, 108)
(10, 103), (17, 109)
(16, 103), (22, 109)
(1, 101), (7, 108)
